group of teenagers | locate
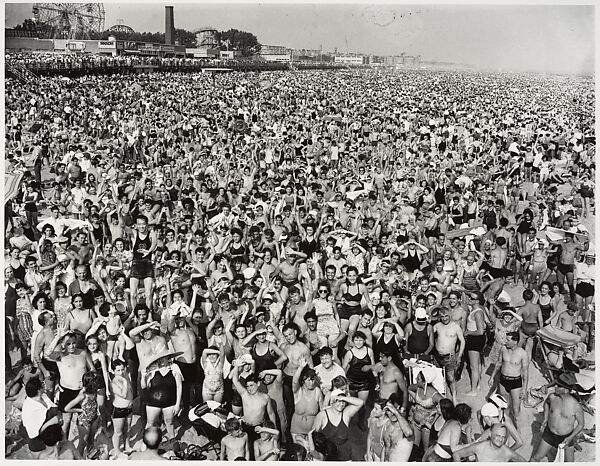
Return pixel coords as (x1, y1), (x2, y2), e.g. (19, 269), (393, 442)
(4, 66), (594, 461)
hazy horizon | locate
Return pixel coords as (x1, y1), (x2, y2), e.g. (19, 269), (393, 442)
(5, 3), (595, 75)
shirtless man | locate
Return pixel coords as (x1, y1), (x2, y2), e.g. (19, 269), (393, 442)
(453, 424), (526, 462)
(232, 366), (276, 456)
(128, 427), (167, 461)
(291, 357), (323, 447)
(273, 250), (307, 288)
(33, 312), (59, 394)
(433, 308), (465, 404)
(483, 236), (511, 280)
(376, 351), (408, 413)
(552, 233), (585, 302)
(446, 291), (467, 331)
(516, 227), (536, 285)
(281, 323), (313, 426)
(323, 265), (343, 298)
(517, 289), (543, 357)
(489, 331), (529, 421)
(167, 311), (199, 413)
(530, 386), (585, 462)
(383, 401), (415, 462)
(288, 287), (311, 333)
(47, 330), (95, 437)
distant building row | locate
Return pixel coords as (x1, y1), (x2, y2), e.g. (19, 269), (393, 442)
(5, 37), (427, 66)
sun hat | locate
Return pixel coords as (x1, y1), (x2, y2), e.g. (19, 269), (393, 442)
(145, 350), (183, 371)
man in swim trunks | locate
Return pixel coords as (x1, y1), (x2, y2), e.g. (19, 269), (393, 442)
(482, 236), (512, 279)
(433, 308), (465, 404)
(489, 331), (529, 422)
(530, 385), (584, 462)
(551, 232), (585, 302)
(516, 289), (543, 357)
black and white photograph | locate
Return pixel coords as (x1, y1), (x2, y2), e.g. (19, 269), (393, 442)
(3, 1), (596, 462)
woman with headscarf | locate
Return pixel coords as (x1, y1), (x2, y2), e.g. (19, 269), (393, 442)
(407, 369), (444, 452)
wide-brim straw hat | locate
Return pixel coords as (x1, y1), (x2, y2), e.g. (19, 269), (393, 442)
(145, 350), (183, 370)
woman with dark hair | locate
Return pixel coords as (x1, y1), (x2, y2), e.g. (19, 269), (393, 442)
(336, 266), (371, 332)
(66, 293), (96, 348)
(429, 398), (455, 445)
(311, 388), (364, 461)
(291, 358), (323, 447)
(423, 403), (473, 462)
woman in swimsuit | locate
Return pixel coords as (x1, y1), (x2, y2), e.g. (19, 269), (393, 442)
(372, 319), (404, 367)
(398, 241), (429, 281)
(408, 370), (444, 452)
(312, 389), (364, 461)
(85, 334), (111, 432)
(64, 373), (100, 457)
(537, 281), (554, 324)
(457, 253), (481, 292)
(429, 398), (455, 446)
(228, 228), (247, 262)
(342, 331), (375, 430)
(336, 266), (371, 332)
(423, 403), (473, 462)
(464, 300), (486, 396)
(142, 351), (183, 442)
(51, 278), (73, 330)
(200, 346), (225, 402)
(312, 281), (342, 349)
(244, 325), (287, 374)
(66, 293), (96, 348)
(291, 358), (323, 448)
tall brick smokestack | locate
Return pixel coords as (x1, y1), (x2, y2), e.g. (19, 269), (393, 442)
(165, 6), (174, 45)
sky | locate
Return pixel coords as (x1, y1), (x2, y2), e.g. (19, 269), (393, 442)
(4, 2), (595, 74)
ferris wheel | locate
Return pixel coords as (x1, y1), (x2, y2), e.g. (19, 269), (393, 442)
(32, 3), (105, 39)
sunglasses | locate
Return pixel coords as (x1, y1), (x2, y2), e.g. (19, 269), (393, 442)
(318, 289), (328, 293)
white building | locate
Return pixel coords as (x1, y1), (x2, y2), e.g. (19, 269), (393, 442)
(334, 55), (367, 65)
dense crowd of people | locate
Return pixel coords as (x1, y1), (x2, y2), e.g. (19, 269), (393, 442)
(4, 62), (595, 461)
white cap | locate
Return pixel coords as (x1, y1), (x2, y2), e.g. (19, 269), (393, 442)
(481, 402), (500, 417)
(331, 388), (345, 400)
(415, 307), (428, 321)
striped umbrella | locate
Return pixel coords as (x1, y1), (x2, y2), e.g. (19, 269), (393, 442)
(4, 171), (24, 204)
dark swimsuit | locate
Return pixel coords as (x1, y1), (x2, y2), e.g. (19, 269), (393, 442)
(340, 284), (362, 320)
(407, 323), (430, 355)
(251, 342), (277, 374)
(146, 369), (177, 408)
(131, 232), (154, 279)
(321, 409), (353, 461)
(499, 374), (523, 392)
(346, 349), (373, 392)
(521, 322), (539, 337)
(402, 251), (421, 273)
(539, 299), (552, 323)
(374, 334), (402, 368)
